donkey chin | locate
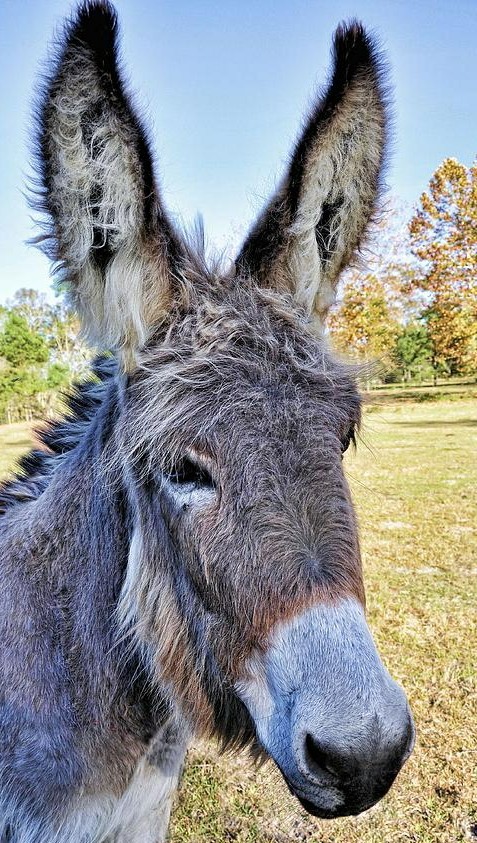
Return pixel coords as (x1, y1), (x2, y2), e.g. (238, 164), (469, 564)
(236, 598), (415, 818)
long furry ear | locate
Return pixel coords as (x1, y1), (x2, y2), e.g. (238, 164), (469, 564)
(35, 1), (185, 366)
(235, 22), (389, 325)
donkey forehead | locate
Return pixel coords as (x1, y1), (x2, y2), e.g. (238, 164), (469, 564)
(133, 327), (361, 454)
(213, 384), (356, 459)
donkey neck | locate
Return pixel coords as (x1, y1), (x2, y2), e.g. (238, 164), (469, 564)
(0, 378), (166, 809)
(2, 378), (130, 627)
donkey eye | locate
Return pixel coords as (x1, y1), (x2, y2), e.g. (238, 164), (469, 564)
(169, 457), (215, 489)
(341, 427), (356, 456)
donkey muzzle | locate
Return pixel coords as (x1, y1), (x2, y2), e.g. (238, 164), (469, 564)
(289, 690), (415, 817)
(236, 598), (415, 818)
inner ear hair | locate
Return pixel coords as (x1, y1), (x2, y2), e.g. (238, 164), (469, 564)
(236, 21), (389, 325)
(34, 1), (185, 366)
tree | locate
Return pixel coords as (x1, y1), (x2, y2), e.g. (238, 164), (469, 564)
(8, 287), (88, 374)
(328, 198), (427, 383)
(48, 301), (84, 366)
(0, 312), (49, 368)
(9, 288), (52, 334)
(0, 291), (85, 422)
(409, 158), (477, 375)
(45, 362), (70, 389)
(394, 323), (433, 381)
(329, 272), (401, 368)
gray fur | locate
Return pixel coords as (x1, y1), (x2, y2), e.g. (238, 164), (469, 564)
(0, 3), (413, 839)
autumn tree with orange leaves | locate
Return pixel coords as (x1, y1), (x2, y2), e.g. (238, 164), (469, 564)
(329, 205), (418, 376)
(409, 158), (477, 375)
(329, 272), (401, 366)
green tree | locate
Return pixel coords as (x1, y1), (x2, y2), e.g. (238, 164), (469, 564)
(9, 287), (87, 373)
(0, 293), (83, 422)
(0, 367), (48, 422)
(394, 323), (433, 381)
(0, 312), (49, 368)
(45, 362), (70, 389)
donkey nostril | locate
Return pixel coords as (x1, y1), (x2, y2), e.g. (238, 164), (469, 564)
(304, 734), (340, 779)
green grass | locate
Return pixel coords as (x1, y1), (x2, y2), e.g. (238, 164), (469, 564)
(0, 393), (476, 842)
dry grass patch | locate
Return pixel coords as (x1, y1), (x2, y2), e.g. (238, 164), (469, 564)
(0, 422), (34, 478)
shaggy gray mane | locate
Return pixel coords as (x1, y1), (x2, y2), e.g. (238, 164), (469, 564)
(0, 355), (115, 515)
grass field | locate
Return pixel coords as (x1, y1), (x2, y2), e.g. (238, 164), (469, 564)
(0, 386), (476, 842)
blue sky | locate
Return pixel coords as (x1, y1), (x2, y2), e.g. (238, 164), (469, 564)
(0, 0), (475, 302)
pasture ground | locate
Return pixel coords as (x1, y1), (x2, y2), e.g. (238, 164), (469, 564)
(0, 385), (476, 842)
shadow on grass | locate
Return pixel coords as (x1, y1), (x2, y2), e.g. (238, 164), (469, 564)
(2, 434), (33, 446)
(367, 388), (477, 405)
(394, 419), (477, 428)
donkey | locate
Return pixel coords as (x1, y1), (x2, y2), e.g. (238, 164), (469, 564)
(0, 3), (414, 841)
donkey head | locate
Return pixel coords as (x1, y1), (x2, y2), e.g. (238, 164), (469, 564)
(38, 2), (414, 819)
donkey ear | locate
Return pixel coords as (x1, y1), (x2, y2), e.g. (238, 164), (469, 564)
(36, 1), (185, 366)
(235, 22), (388, 324)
